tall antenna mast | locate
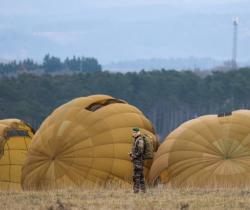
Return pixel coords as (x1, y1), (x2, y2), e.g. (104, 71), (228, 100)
(232, 17), (239, 70)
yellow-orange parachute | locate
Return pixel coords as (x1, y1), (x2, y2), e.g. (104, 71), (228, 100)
(0, 119), (34, 190)
(22, 95), (158, 190)
(149, 110), (250, 188)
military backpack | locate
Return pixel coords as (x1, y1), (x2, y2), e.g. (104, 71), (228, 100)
(142, 134), (154, 159)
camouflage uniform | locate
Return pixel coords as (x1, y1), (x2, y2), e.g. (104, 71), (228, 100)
(131, 135), (145, 193)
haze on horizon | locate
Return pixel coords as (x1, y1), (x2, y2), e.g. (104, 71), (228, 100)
(0, 0), (250, 65)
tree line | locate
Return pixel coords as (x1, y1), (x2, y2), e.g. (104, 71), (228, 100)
(0, 54), (102, 75)
(0, 68), (249, 139)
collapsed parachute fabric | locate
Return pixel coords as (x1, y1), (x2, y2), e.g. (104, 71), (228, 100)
(0, 119), (34, 190)
(149, 110), (250, 188)
(22, 95), (158, 190)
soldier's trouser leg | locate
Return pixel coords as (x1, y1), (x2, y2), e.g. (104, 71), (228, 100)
(133, 159), (144, 193)
(140, 172), (146, 192)
(133, 172), (140, 193)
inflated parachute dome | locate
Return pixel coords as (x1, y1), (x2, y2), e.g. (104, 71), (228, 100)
(149, 110), (250, 188)
(0, 119), (34, 190)
(22, 95), (158, 190)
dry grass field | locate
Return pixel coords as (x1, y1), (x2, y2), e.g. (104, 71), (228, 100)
(1, 186), (250, 210)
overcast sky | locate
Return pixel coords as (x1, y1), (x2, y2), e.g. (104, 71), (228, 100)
(0, 0), (249, 63)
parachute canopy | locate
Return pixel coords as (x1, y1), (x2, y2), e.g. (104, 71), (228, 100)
(149, 110), (250, 188)
(0, 119), (34, 190)
(22, 95), (158, 190)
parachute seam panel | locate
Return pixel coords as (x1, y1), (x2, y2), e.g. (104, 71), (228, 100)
(162, 137), (220, 156)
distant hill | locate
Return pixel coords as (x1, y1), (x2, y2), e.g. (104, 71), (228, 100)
(243, 60), (250, 67)
(0, 58), (8, 64)
(104, 57), (222, 72)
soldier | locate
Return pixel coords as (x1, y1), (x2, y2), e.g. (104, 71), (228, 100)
(129, 127), (146, 193)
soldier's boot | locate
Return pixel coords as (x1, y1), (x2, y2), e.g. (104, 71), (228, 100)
(133, 184), (139, 193)
(141, 187), (146, 193)
(133, 188), (139, 193)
